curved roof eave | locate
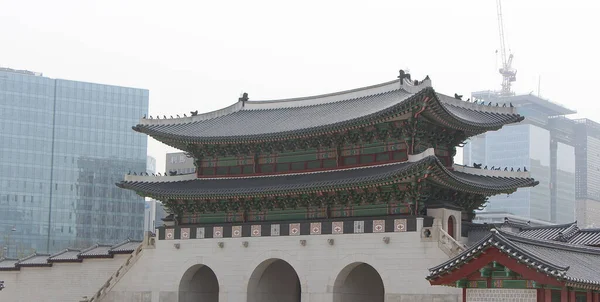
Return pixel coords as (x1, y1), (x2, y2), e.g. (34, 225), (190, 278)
(134, 89), (524, 147)
(116, 150), (537, 200)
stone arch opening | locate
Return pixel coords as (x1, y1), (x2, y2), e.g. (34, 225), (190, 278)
(448, 215), (456, 238)
(247, 258), (301, 302)
(333, 262), (384, 302)
(179, 264), (219, 302)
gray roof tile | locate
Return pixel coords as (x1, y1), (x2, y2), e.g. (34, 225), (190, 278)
(0, 258), (19, 270)
(109, 239), (142, 254)
(133, 79), (523, 146)
(48, 249), (81, 262)
(568, 229), (600, 246)
(17, 253), (51, 267)
(117, 155), (537, 199)
(518, 222), (577, 241)
(429, 230), (600, 287)
(79, 244), (113, 258)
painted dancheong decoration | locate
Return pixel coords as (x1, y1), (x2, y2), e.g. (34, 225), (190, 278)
(117, 70), (537, 241)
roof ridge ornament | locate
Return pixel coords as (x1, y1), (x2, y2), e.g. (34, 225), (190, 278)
(239, 92), (249, 107)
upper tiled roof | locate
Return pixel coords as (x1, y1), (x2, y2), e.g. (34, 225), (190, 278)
(117, 149), (538, 199)
(133, 77), (523, 147)
(428, 229), (600, 288)
(0, 239), (142, 270)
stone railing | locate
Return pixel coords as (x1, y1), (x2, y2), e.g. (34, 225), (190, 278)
(437, 227), (466, 258)
(84, 244), (144, 302)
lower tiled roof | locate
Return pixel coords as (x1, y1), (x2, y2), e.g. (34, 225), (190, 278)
(0, 239), (142, 270)
(117, 154), (538, 200)
(518, 223), (600, 246)
(428, 229), (600, 288)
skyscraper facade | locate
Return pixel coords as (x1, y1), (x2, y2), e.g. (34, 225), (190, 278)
(463, 92), (576, 224)
(0, 67), (148, 257)
(574, 118), (600, 227)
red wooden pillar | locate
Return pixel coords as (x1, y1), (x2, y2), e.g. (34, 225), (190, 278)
(543, 289), (552, 302)
(462, 288), (467, 302)
(595, 292), (600, 302)
(561, 288), (568, 302)
(569, 289), (576, 302)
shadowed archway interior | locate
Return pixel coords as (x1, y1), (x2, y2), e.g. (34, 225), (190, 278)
(247, 259), (301, 302)
(333, 262), (384, 302)
(178, 264), (219, 302)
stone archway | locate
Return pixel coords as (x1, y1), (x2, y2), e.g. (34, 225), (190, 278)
(179, 264), (219, 302)
(247, 258), (301, 302)
(333, 262), (384, 302)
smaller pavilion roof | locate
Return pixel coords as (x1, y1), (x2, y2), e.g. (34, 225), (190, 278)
(117, 149), (538, 200)
(428, 229), (600, 288)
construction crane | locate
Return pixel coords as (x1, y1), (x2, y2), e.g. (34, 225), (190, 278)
(496, 0), (517, 96)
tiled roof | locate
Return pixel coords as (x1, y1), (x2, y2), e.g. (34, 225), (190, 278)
(132, 78), (523, 147)
(48, 249), (82, 262)
(0, 239), (142, 270)
(428, 229), (600, 288)
(117, 152), (538, 199)
(79, 244), (114, 258)
(0, 258), (19, 270)
(569, 229), (600, 246)
(518, 222), (578, 241)
(17, 253), (52, 267)
(109, 239), (141, 254)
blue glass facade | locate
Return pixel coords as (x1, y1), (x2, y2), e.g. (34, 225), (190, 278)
(0, 68), (148, 257)
(464, 114), (576, 224)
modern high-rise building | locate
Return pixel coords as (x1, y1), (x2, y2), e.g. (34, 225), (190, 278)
(574, 118), (600, 227)
(0, 67), (148, 257)
(463, 92), (577, 224)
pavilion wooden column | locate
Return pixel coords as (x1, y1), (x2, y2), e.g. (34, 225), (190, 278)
(542, 288), (551, 302)
(561, 288), (568, 302)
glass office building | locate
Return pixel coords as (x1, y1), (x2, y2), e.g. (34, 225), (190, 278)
(0, 67), (148, 257)
(463, 92), (576, 224)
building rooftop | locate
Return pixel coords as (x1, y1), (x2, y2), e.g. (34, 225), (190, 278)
(133, 75), (524, 149)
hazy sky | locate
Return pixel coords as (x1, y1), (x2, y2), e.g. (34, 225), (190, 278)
(2, 0), (599, 171)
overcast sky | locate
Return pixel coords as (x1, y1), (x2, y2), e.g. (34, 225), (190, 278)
(2, 0), (599, 172)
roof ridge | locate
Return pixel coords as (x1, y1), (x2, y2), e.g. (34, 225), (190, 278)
(521, 221), (577, 230)
(247, 79), (404, 104)
(499, 229), (600, 255)
(491, 229), (570, 271)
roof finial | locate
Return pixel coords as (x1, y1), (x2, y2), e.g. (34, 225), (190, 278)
(239, 92), (249, 107)
(398, 70), (411, 85)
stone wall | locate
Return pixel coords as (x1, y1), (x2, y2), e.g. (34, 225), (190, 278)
(466, 289), (537, 302)
(105, 226), (460, 302)
(0, 255), (129, 302)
